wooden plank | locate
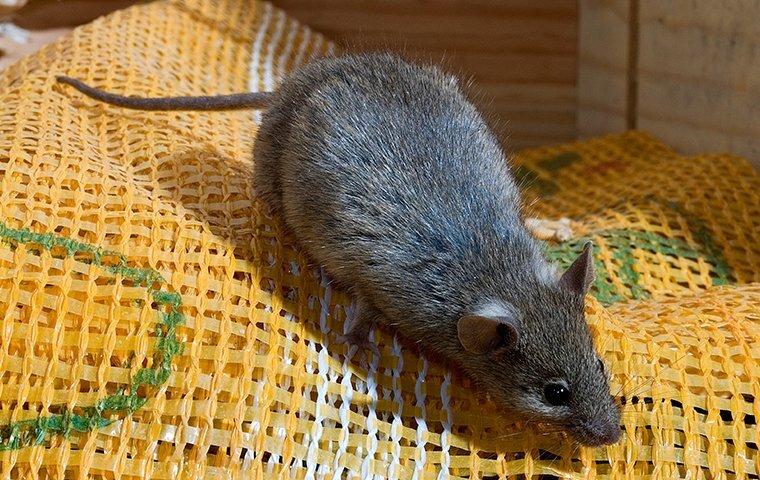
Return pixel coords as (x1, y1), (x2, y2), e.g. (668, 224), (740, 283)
(1, 1), (138, 72)
(0, 27), (71, 71)
(12, 0), (140, 29)
(637, 0), (760, 164)
(577, 0), (631, 139)
(271, 0), (579, 152)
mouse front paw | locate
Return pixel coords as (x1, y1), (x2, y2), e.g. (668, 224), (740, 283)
(335, 331), (381, 364)
(334, 296), (383, 363)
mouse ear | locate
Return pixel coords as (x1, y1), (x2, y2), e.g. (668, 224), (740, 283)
(458, 307), (520, 354)
(558, 241), (596, 295)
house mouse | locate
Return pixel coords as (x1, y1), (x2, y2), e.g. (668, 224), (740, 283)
(56, 52), (621, 447)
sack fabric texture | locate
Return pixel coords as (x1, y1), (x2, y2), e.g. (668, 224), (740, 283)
(0, 0), (758, 478)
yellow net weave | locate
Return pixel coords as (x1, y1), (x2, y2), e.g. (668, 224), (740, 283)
(0, 1), (757, 478)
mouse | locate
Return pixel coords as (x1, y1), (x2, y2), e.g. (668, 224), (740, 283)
(56, 52), (621, 447)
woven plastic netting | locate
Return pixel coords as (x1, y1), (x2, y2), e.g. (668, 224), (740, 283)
(0, 0), (758, 478)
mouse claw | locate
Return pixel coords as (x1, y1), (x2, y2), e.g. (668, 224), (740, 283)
(335, 332), (381, 364)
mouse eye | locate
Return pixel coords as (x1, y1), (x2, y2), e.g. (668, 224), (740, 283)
(543, 382), (571, 406)
(597, 358), (605, 372)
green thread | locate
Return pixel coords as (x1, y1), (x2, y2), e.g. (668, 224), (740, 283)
(548, 227), (733, 306)
(662, 200), (732, 285)
(513, 151), (582, 197)
(635, 195), (732, 285)
(547, 238), (627, 305)
(513, 165), (559, 197)
(537, 151), (581, 172)
(0, 221), (185, 451)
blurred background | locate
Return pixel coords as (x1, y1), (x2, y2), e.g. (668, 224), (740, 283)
(1, 0), (757, 165)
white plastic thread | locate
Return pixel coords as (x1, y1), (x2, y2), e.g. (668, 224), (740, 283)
(412, 358), (430, 480)
(305, 271), (332, 479)
(248, 2), (273, 124)
(276, 17), (298, 80)
(264, 7), (287, 91)
(438, 372), (453, 479)
(388, 336), (405, 479)
(360, 326), (381, 479)
(331, 303), (356, 479)
(265, 426), (287, 476)
(291, 28), (312, 70)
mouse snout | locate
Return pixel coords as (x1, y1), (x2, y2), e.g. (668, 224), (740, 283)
(573, 418), (621, 447)
(591, 419), (622, 445)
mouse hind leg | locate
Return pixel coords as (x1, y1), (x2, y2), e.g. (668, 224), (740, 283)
(252, 99), (299, 218)
(335, 295), (383, 362)
(252, 131), (284, 217)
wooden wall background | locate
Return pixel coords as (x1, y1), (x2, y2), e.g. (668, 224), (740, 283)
(3, 0), (758, 165)
(578, 0), (760, 165)
(270, 0), (579, 154)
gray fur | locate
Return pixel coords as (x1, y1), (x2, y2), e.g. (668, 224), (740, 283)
(253, 52), (620, 446)
(56, 52), (621, 446)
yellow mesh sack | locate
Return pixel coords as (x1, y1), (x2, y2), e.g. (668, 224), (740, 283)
(0, 1), (758, 478)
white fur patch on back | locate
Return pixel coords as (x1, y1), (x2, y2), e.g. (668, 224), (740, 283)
(536, 260), (560, 285)
(474, 299), (520, 320)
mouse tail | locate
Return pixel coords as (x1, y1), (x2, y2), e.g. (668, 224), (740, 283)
(56, 76), (274, 111)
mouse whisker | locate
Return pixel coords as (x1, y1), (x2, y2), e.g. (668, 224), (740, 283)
(614, 348), (694, 399)
(491, 431), (528, 440)
(614, 375), (644, 397)
(617, 349), (694, 400)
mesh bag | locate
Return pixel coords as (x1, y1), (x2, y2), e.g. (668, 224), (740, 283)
(0, 1), (758, 478)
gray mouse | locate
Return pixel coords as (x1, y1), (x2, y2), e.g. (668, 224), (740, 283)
(57, 52), (621, 446)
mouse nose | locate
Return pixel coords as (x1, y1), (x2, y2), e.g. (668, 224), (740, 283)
(586, 419), (621, 446)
